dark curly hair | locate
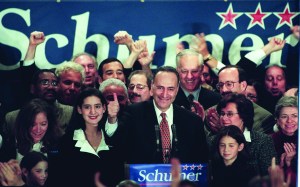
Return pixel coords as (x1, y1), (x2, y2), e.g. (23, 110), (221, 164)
(216, 93), (254, 131)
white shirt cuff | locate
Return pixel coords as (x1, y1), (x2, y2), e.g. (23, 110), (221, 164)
(23, 59), (35, 66)
(105, 120), (118, 137)
(212, 61), (226, 75)
(244, 49), (266, 66)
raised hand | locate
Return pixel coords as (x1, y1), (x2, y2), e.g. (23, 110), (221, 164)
(123, 40), (146, 68)
(114, 31), (134, 50)
(137, 41), (155, 67)
(283, 143), (296, 167)
(269, 157), (291, 187)
(24, 31), (45, 61)
(206, 108), (221, 133)
(193, 33), (210, 57)
(263, 38), (286, 55)
(0, 161), (24, 186)
(132, 40), (146, 55)
(170, 158), (181, 187)
(29, 31), (45, 46)
(107, 93), (120, 123)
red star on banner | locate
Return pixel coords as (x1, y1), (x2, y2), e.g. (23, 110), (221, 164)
(245, 3), (271, 30)
(182, 164), (189, 170)
(216, 3), (243, 30)
(273, 3), (299, 30)
(197, 164), (203, 170)
(190, 164), (195, 170)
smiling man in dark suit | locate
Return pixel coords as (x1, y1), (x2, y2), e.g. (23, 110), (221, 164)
(174, 49), (221, 115)
(110, 66), (208, 164)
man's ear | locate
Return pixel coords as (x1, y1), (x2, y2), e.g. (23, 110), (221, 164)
(150, 84), (154, 96)
(77, 106), (82, 114)
(240, 81), (247, 91)
(98, 75), (103, 84)
(238, 143), (244, 152)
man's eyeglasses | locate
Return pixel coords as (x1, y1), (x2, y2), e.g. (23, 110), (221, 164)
(105, 95), (126, 102)
(128, 84), (148, 91)
(39, 79), (58, 87)
(216, 81), (238, 90)
(246, 94), (257, 100)
(220, 112), (239, 118)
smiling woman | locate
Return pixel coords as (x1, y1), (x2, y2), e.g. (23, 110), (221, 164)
(57, 88), (123, 187)
(0, 98), (58, 162)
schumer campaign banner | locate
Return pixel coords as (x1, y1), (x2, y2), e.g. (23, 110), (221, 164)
(127, 163), (208, 187)
(0, 0), (299, 70)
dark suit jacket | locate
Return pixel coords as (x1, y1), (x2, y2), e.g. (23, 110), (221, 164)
(115, 100), (209, 164)
(174, 86), (221, 110)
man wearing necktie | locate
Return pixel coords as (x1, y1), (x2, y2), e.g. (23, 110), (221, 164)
(174, 49), (221, 115)
(111, 66), (209, 164)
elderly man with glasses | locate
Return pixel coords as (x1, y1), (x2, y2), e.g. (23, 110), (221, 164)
(206, 65), (275, 135)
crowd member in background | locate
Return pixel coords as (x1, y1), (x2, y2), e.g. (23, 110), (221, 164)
(245, 79), (264, 103)
(71, 52), (99, 88)
(214, 93), (277, 176)
(127, 70), (152, 104)
(99, 78), (129, 112)
(211, 125), (257, 187)
(272, 96), (297, 187)
(206, 66), (274, 134)
(98, 58), (126, 83)
(0, 98), (59, 162)
(174, 49), (221, 120)
(58, 88), (122, 187)
(55, 62), (85, 106)
(199, 64), (218, 91)
(260, 65), (287, 113)
(3, 69), (73, 139)
(20, 151), (49, 187)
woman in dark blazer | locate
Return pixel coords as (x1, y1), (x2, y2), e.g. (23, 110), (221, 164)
(57, 88), (123, 187)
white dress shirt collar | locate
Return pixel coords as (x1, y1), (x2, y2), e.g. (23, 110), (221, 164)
(73, 129), (109, 157)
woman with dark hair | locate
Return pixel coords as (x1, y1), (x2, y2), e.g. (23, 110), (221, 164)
(211, 125), (257, 187)
(20, 151), (49, 187)
(0, 98), (58, 162)
(58, 88), (123, 187)
(272, 96), (298, 187)
(216, 93), (277, 176)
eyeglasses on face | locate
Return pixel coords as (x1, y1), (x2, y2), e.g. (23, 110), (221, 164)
(216, 81), (238, 90)
(39, 79), (58, 87)
(105, 95), (126, 102)
(246, 94), (257, 100)
(128, 84), (147, 91)
(220, 112), (239, 118)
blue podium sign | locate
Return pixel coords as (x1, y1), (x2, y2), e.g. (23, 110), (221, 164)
(127, 163), (208, 187)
